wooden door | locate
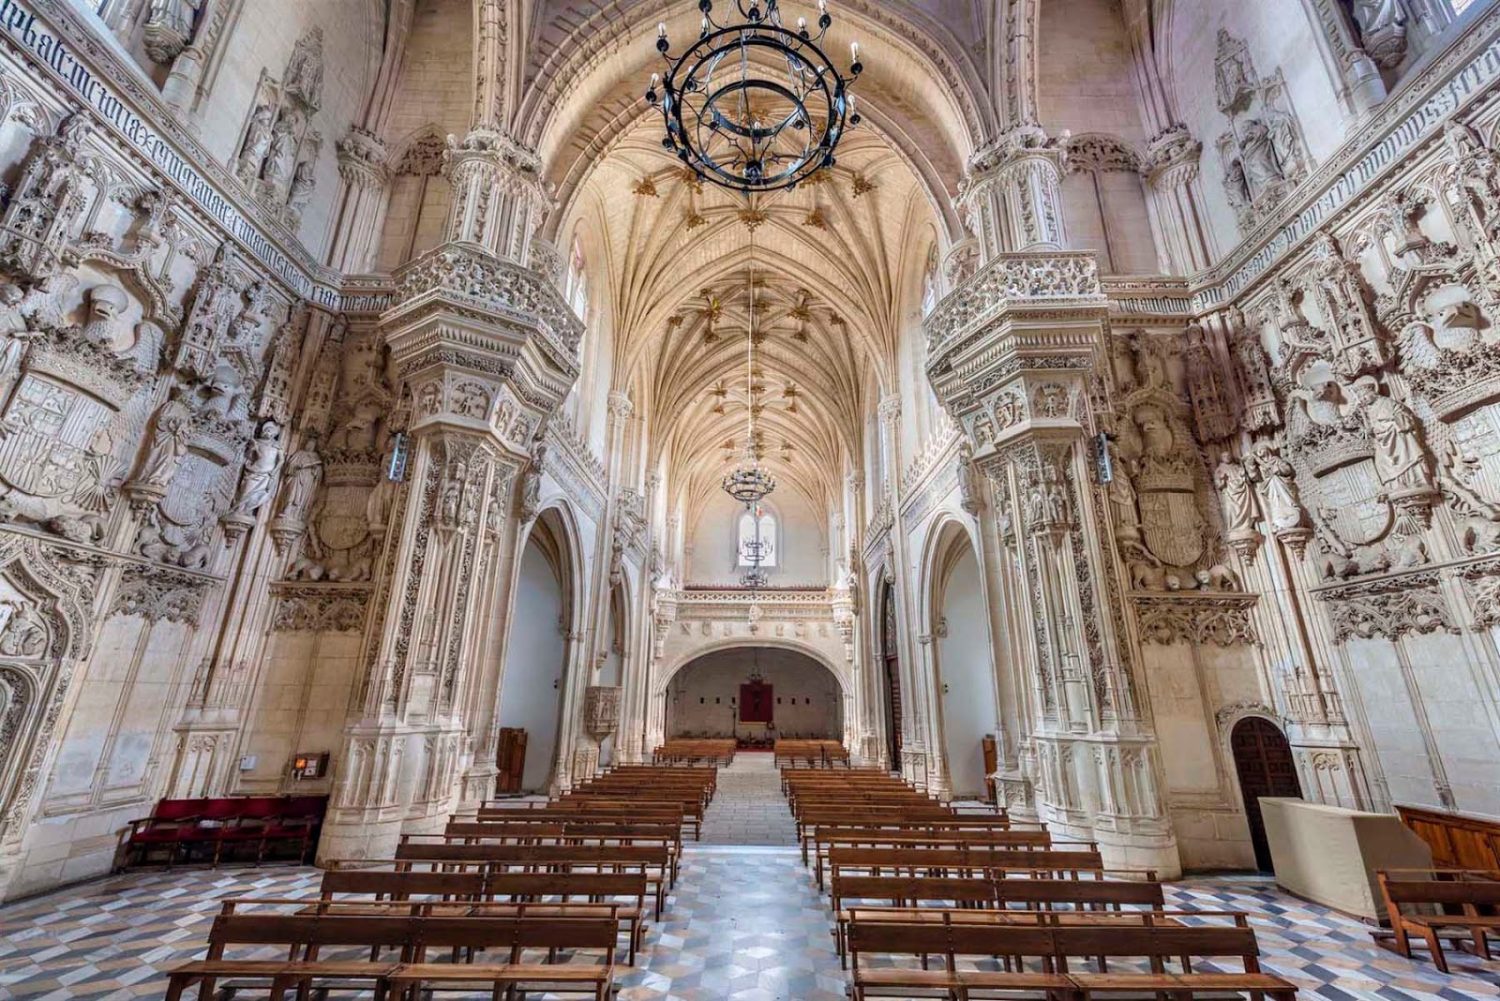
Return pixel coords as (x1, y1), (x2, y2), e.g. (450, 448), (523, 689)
(881, 584), (904, 769)
(496, 727), (528, 795)
(1230, 717), (1302, 871)
(981, 734), (999, 805)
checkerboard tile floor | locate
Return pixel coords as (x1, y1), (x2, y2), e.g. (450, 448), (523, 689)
(2, 773), (1497, 1001)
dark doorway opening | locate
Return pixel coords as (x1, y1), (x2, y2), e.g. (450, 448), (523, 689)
(1230, 717), (1303, 871)
(880, 582), (904, 771)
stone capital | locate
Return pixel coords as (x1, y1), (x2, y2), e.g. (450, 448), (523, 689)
(336, 127), (391, 189)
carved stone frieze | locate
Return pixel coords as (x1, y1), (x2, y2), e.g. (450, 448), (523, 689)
(109, 563), (211, 625)
(1133, 593), (1259, 647)
(270, 584), (371, 633)
(1319, 573), (1459, 643)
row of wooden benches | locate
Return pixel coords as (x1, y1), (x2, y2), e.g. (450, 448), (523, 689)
(165, 764), (723, 1000)
(779, 765), (1304, 1001)
(651, 739), (736, 765)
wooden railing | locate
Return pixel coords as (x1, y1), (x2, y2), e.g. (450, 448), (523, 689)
(1396, 804), (1500, 869)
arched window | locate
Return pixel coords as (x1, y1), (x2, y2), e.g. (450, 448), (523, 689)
(565, 238), (589, 321)
(736, 505), (778, 568)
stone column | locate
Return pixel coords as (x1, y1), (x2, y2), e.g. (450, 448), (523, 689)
(959, 128), (1067, 257)
(328, 128), (392, 273)
(1140, 126), (1213, 275)
(926, 251), (1182, 876)
(317, 241), (582, 862)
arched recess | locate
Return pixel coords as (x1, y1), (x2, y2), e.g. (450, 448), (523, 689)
(496, 507), (581, 793)
(594, 578), (630, 767)
(1228, 715), (1303, 872)
(925, 518), (999, 800)
(665, 647), (844, 743)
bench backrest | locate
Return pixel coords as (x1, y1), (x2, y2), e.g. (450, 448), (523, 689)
(833, 874), (996, 906)
(994, 878), (1164, 909)
(1379, 872), (1500, 907)
(394, 842), (668, 867)
(319, 869), (487, 900)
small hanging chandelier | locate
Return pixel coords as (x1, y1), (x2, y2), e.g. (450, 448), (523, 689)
(723, 445), (777, 505)
(646, 0), (864, 193)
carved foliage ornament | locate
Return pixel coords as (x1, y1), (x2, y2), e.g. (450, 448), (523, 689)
(1321, 575), (1458, 643)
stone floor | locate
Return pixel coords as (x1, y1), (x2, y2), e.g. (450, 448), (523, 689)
(698, 752), (799, 845)
(2, 766), (1498, 1000)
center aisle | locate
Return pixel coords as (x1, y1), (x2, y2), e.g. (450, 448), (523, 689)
(613, 752), (847, 1001)
(698, 752), (798, 845)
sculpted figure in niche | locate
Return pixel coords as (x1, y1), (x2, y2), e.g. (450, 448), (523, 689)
(1444, 120), (1500, 241)
(277, 436), (323, 524)
(1224, 159), (1252, 214)
(0, 284), (43, 402)
(1215, 452), (1259, 538)
(137, 390), (197, 489)
(236, 103), (276, 183)
(1240, 120), (1284, 192)
(263, 114), (298, 186)
(231, 421), (284, 517)
(287, 158), (316, 214)
(0, 600), (47, 658)
(1246, 443), (1306, 531)
(1350, 376), (1433, 493)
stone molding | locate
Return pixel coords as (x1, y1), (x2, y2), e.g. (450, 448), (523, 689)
(1132, 593), (1260, 647)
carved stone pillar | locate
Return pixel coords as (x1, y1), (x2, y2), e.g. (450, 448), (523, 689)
(959, 128), (1068, 259)
(442, 131), (548, 265)
(317, 241), (581, 863)
(1140, 126), (1212, 275)
(877, 395), (902, 497)
(927, 250), (1181, 875)
(329, 128), (391, 273)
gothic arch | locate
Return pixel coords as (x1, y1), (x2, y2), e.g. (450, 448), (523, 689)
(657, 636), (850, 699)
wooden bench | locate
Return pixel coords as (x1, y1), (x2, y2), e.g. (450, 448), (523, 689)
(163, 901), (616, 1001)
(823, 846), (1105, 890)
(846, 909), (1297, 1001)
(652, 739), (736, 765)
(393, 841), (670, 917)
(812, 828), (1056, 886)
(774, 739), (851, 768)
(1376, 868), (1500, 971)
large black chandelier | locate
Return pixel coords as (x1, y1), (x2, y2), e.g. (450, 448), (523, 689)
(646, 0), (864, 192)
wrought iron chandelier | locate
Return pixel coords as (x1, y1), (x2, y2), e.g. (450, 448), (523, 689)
(646, 0), (864, 192)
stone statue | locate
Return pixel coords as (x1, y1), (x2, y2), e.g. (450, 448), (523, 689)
(1240, 119), (1284, 192)
(0, 284), (43, 401)
(0, 600), (47, 658)
(1351, 0), (1408, 67)
(1215, 452), (1258, 537)
(137, 392), (196, 489)
(230, 421), (284, 517)
(1224, 159), (1252, 213)
(236, 103), (275, 183)
(287, 157), (316, 213)
(263, 115), (297, 186)
(1350, 376), (1432, 493)
(1247, 443), (1306, 532)
(276, 437), (323, 524)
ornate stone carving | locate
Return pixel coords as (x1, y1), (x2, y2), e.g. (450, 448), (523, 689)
(583, 686), (622, 741)
(1321, 575), (1458, 642)
(110, 564), (210, 625)
(1134, 593), (1259, 647)
(1212, 33), (1311, 232)
(271, 584), (370, 633)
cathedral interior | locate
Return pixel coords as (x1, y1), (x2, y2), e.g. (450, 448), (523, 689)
(2, 0), (1500, 997)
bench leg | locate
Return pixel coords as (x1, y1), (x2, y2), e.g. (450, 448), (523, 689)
(1422, 926), (1450, 974)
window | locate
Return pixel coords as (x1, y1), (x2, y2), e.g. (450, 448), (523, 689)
(736, 505), (778, 568)
(565, 238), (588, 320)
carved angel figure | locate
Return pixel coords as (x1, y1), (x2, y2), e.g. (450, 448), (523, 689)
(0, 600), (47, 658)
(230, 421), (285, 517)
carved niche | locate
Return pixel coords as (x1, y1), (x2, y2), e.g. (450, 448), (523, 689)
(1213, 31), (1312, 233)
(232, 28), (325, 225)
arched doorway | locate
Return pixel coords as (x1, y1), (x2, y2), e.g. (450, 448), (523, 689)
(880, 583), (903, 769)
(666, 648), (842, 747)
(1230, 717), (1303, 871)
(496, 510), (576, 793)
(932, 529), (999, 799)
